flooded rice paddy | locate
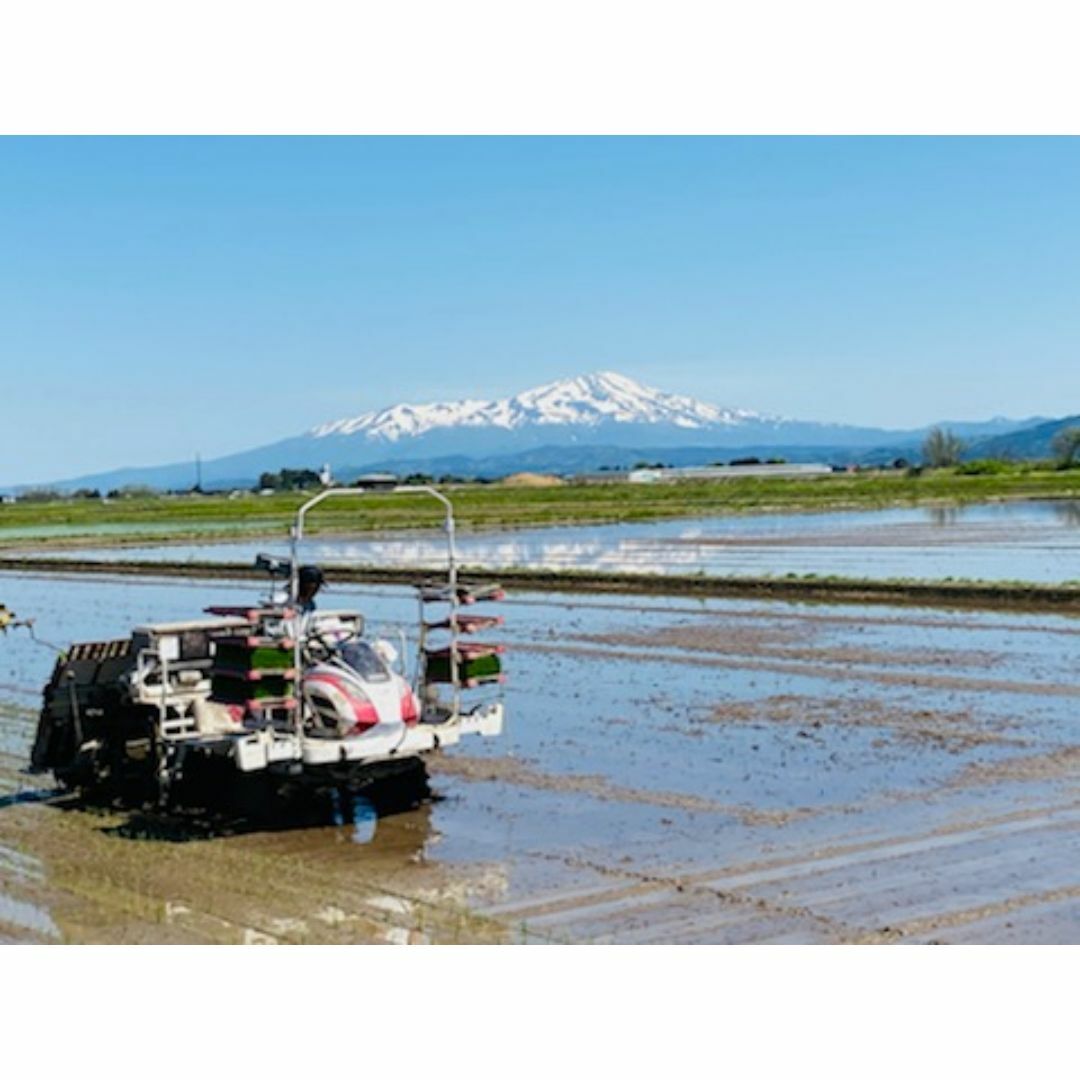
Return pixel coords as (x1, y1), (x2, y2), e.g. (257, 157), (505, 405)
(2, 570), (1079, 943)
(26, 499), (1080, 584)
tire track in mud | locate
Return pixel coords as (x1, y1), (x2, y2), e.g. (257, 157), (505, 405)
(482, 800), (1080, 943)
(527, 640), (1080, 699)
(430, 754), (809, 827)
(846, 882), (1080, 944)
(943, 746), (1080, 789)
(898, 890), (1080, 944)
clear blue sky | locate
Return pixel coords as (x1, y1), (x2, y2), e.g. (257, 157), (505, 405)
(2, 137), (1079, 484)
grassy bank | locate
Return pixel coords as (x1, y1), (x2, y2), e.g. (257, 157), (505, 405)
(3, 555), (1080, 613)
(2, 467), (1080, 546)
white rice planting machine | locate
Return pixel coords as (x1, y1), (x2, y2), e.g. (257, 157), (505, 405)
(28, 488), (506, 805)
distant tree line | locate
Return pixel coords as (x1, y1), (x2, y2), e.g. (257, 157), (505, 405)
(919, 424), (1080, 471)
(257, 468), (323, 491)
(1051, 426), (1080, 467)
(12, 486), (150, 502)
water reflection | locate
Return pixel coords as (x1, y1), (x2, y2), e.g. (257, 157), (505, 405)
(0, 786), (62, 810)
(1052, 501), (1080, 527)
(11, 497), (1080, 585)
(330, 789), (379, 844)
(926, 505), (960, 527)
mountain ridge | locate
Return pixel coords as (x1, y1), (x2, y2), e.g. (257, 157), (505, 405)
(13, 370), (1054, 492)
(311, 371), (773, 443)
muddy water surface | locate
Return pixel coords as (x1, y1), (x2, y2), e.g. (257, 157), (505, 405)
(2, 571), (1079, 943)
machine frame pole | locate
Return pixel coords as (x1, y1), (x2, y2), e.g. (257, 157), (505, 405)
(288, 486), (461, 733)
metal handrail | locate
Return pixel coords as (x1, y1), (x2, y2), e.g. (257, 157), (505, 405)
(288, 485), (458, 599)
(287, 486), (462, 732)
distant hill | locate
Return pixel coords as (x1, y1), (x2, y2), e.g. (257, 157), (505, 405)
(964, 415), (1080, 461)
(17, 370), (1050, 491)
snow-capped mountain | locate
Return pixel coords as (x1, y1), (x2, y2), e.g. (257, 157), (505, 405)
(34, 370), (1046, 492)
(312, 371), (770, 443)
